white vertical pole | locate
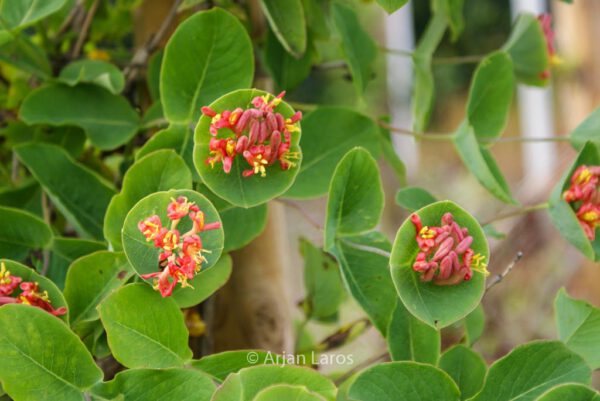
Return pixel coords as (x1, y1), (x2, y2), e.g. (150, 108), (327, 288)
(510, 0), (557, 197)
(385, 2), (419, 178)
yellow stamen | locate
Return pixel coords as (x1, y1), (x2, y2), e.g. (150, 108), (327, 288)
(0, 262), (12, 285)
(211, 114), (222, 125)
(419, 226), (436, 239)
(253, 155), (268, 177)
(581, 211), (600, 225)
(575, 168), (592, 185)
(225, 140), (235, 156)
(472, 253), (490, 276)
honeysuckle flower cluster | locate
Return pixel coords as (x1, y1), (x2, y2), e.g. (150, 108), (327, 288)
(562, 165), (600, 240)
(0, 262), (67, 316)
(201, 91), (302, 178)
(138, 196), (221, 297)
(538, 13), (561, 80)
(411, 213), (488, 286)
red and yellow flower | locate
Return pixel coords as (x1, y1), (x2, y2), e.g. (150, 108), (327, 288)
(563, 164), (600, 241)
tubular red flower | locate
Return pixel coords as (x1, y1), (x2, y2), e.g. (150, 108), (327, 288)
(563, 164), (600, 240)
(18, 282), (67, 316)
(0, 262), (22, 296)
(537, 13), (561, 80)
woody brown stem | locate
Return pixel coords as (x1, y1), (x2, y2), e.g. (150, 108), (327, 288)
(481, 203), (549, 226)
(70, 0), (99, 59)
(485, 251), (523, 292)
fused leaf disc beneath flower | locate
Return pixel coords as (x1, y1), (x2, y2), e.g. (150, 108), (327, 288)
(194, 89), (302, 208)
(390, 201), (488, 328)
(122, 190), (224, 304)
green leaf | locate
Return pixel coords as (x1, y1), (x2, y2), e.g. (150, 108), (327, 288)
(332, 2), (378, 97)
(286, 107), (380, 199)
(19, 83), (139, 150)
(160, 8), (254, 124)
(255, 385), (327, 401)
(436, 0), (466, 41)
(324, 148), (384, 251)
(211, 365), (336, 401)
(395, 186), (438, 212)
(439, 345), (486, 400)
(15, 143), (116, 239)
(503, 13), (550, 87)
(300, 238), (345, 321)
(453, 122), (516, 204)
(349, 361), (460, 401)
(263, 28), (314, 91)
(91, 368), (216, 401)
(98, 283), (193, 368)
(170, 254), (232, 308)
(0, 0), (67, 30)
(147, 50), (163, 101)
(570, 106), (600, 151)
(470, 340), (591, 401)
(0, 35), (51, 79)
(192, 350), (285, 382)
(194, 89), (302, 208)
(0, 206), (52, 260)
(59, 60), (125, 94)
(121, 189), (224, 306)
(535, 384), (600, 401)
(466, 52), (514, 142)
(412, 12), (447, 132)
(260, 0), (307, 58)
(0, 259), (68, 322)
(548, 142), (600, 260)
(47, 237), (106, 290)
(376, 0), (408, 14)
(463, 303), (485, 345)
(198, 185), (267, 253)
(555, 288), (600, 370)
(0, 304), (102, 401)
(302, 0), (329, 39)
(391, 201), (488, 328)
(331, 232), (395, 335)
(387, 299), (440, 364)
(0, 178), (41, 215)
(104, 149), (193, 250)
(378, 117), (407, 186)
(63, 251), (133, 328)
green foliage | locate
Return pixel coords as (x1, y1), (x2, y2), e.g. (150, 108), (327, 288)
(191, 350), (285, 381)
(395, 186), (438, 212)
(260, 0), (307, 58)
(376, 0), (409, 14)
(570, 106), (600, 151)
(98, 283), (193, 369)
(263, 28), (314, 92)
(391, 201), (487, 328)
(439, 345), (486, 400)
(59, 60), (125, 94)
(463, 304), (485, 345)
(535, 384), (600, 401)
(0, 206), (52, 260)
(0, 304), (102, 401)
(0, 0), (67, 31)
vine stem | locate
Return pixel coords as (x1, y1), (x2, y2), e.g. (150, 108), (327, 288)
(276, 199), (323, 231)
(485, 252), (523, 292)
(334, 351), (390, 385)
(380, 46), (485, 64)
(70, 0), (99, 59)
(481, 203), (549, 226)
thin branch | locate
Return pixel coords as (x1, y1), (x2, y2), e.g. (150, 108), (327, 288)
(377, 121), (453, 141)
(11, 152), (19, 183)
(277, 199), (323, 231)
(334, 351), (389, 385)
(481, 203), (549, 226)
(485, 252), (523, 292)
(124, 0), (183, 89)
(56, 0), (84, 37)
(70, 0), (100, 59)
(340, 240), (392, 259)
(381, 46), (485, 64)
(486, 135), (570, 144)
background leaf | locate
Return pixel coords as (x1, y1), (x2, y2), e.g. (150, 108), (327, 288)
(463, 304), (485, 345)
(59, 60), (125, 94)
(395, 186), (438, 212)
(391, 201), (488, 328)
(0, 0), (67, 30)
(16, 143), (116, 239)
(535, 384), (600, 401)
(0, 206), (52, 260)
(254, 385), (326, 401)
(260, 0), (307, 58)
(0, 304), (102, 401)
(469, 340), (591, 401)
(98, 283), (193, 369)
(20, 83), (139, 150)
(160, 8), (254, 124)
(191, 350), (285, 382)
(570, 106), (600, 151)
(0, 36), (51, 79)
(47, 237), (106, 289)
(137, 123), (196, 179)
(376, 0), (409, 14)
(263, 28), (314, 91)
(439, 345), (486, 400)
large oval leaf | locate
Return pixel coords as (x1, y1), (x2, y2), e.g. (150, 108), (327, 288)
(98, 283), (193, 369)
(91, 368), (215, 401)
(0, 259), (68, 322)
(191, 350), (285, 382)
(59, 60), (125, 94)
(104, 149), (193, 250)
(0, 206), (52, 260)
(63, 251), (133, 328)
(15, 143), (116, 239)
(260, 0), (307, 58)
(554, 288), (600, 370)
(348, 362), (460, 401)
(211, 365), (336, 401)
(47, 237), (106, 289)
(439, 345), (486, 400)
(535, 384), (600, 401)
(0, 0), (67, 30)
(263, 28), (314, 91)
(194, 89), (302, 208)
(470, 340), (591, 401)
(0, 304), (102, 401)
(324, 147), (384, 251)
(160, 8), (254, 124)
(391, 201), (487, 328)
(285, 107), (381, 199)
(20, 83), (139, 150)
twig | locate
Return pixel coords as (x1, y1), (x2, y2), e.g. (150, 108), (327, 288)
(277, 199), (323, 231)
(481, 203), (549, 226)
(123, 0), (183, 89)
(485, 252), (523, 292)
(57, 0), (84, 37)
(11, 152), (19, 183)
(334, 351), (389, 385)
(340, 240), (392, 259)
(377, 121), (452, 141)
(70, 0), (100, 59)
(381, 46), (485, 64)
(40, 193), (51, 276)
